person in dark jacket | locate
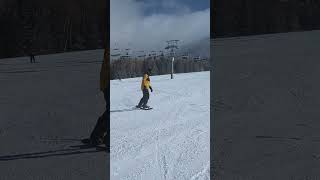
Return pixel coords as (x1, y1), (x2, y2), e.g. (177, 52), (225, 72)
(29, 52), (35, 63)
(136, 68), (153, 109)
(86, 49), (109, 150)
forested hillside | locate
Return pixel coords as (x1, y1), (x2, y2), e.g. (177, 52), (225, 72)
(213, 0), (320, 37)
(0, 0), (106, 58)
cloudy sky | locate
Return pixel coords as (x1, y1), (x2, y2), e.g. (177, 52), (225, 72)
(110, 0), (210, 53)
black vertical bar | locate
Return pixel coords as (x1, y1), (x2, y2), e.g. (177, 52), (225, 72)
(103, 0), (110, 179)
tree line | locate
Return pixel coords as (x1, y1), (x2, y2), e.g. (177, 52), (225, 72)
(212, 0), (320, 38)
(0, 0), (106, 59)
(110, 57), (210, 80)
(3, 0), (320, 58)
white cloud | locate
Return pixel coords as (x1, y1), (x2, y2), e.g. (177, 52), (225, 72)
(110, 0), (210, 54)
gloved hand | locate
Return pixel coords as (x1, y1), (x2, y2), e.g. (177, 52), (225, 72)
(150, 86), (153, 92)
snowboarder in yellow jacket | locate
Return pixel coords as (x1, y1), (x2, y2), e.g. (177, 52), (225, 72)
(136, 68), (153, 109)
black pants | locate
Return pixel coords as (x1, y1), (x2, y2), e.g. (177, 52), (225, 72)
(30, 55), (35, 63)
(138, 88), (149, 107)
(90, 90), (109, 146)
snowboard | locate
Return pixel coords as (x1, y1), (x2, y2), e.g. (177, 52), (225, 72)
(140, 107), (153, 110)
(135, 106), (153, 110)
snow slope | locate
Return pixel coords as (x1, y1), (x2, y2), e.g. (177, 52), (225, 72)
(0, 50), (108, 180)
(213, 30), (320, 179)
(110, 71), (210, 180)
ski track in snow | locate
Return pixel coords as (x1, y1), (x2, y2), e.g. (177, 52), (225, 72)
(110, 71), (210, 180)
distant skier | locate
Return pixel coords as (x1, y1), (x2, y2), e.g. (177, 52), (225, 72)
(136, 68), (153, 109)
(83, 49), (109, 151)
(29, 52), (36, 63)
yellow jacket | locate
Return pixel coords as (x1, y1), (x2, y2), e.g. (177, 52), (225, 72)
(100, 49), (108, 91)
(141, 73), (151, 90)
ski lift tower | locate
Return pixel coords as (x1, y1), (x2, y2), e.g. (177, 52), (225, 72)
(165, 40), (179, 79)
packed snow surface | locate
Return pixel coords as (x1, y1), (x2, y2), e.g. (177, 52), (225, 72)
(110, 71), (210, 180)
(0, 50), (107, 180)
(0, 49), (209, 179)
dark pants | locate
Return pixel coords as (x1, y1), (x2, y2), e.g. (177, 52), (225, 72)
(90, 90), (109, 146)
(30, 55), (35, 63)
(138, 88), (149, 107)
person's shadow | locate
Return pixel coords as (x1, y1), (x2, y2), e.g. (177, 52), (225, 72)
(0, 140), (106, 162)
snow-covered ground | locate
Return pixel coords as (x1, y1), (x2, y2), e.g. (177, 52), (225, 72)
(213, 30), (320, 179)
(0, 50), (108, 180)
(0, 50), (209, 180)
(110, 72), (210, 179)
